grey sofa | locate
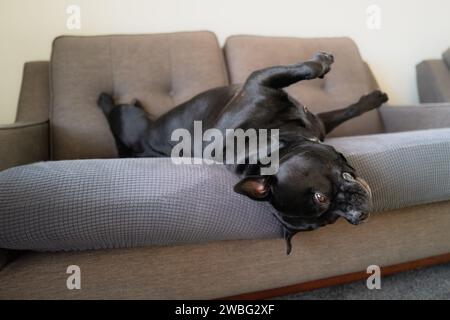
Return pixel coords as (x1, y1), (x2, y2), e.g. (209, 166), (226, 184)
(1, 31), (450, 299)
(417, 48), (450, 103)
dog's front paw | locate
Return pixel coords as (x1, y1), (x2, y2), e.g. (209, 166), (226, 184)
(361, 90), (389, 109)
(312, 52), (334, 78)
(314, 51), (334, 65)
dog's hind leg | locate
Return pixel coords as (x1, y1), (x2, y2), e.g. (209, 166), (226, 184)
(318, 90), (388, 135)
(244, 52), (334, 90)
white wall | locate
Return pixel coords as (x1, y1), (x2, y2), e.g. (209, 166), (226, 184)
(1, 0), (449, 124)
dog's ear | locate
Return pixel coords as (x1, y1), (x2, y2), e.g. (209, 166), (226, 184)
(234, 176), (271, 200)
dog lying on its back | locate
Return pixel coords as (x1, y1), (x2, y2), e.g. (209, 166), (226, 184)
(98, 52), (388, 254)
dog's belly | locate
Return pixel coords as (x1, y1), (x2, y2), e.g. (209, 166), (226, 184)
(146, 84), (325, 171)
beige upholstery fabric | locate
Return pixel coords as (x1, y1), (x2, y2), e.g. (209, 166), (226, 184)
(16, 62), (50, 123)
(224, 35), (384, 137)
(363, 61), (380, 91)
(0, 61), (50, 171)
(380, 104), (450, 133)
(0, 121), (49, 171)
(0, 62), (51, 264)
(50, 32), (229, 160)
(1, 201), (449, 299)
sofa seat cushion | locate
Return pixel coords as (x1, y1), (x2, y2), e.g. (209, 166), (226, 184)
(1, 128), (450, 252)
(1, 201), (450, 299)
(0, 159), (282, 251)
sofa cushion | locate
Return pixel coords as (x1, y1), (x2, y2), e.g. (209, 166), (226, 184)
(224, 35), (383, 137)
(0, 159), (282, 251)
(1, 201), (450, 299)
(1, 127), (450, 252)
(51, 32), (229, 160)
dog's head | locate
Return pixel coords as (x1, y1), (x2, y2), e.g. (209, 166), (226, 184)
(234, 142), (372, 232)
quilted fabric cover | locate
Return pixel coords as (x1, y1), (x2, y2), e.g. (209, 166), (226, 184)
(1, 128), (450, 251)
(0, 159), (282, 251)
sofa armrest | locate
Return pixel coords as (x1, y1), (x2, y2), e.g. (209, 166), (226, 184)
(16, 61), (50, 122)
(0, 120), (49, 172)
(416, 60), (450, 103)
(380, 104), (450, 133)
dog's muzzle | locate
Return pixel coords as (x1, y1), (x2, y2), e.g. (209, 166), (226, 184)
(338, 177), (373, 225)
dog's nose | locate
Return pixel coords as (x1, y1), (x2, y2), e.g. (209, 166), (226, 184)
(346, 210), (370, 225)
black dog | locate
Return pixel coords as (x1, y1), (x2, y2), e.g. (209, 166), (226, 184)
(98, 52), (388, 254)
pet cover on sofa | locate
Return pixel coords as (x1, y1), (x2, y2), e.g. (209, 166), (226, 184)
(1, 128), (450, 251)
(0, 159), (282, 251)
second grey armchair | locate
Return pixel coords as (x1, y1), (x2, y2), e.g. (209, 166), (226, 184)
(416, 48), (450, 103)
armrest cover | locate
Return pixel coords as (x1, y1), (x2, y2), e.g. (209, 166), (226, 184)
(380, 104), (450, 133)
(0, 120), (49, 171)
(326, 128), (450, 213)
(0, 159), (282, 251)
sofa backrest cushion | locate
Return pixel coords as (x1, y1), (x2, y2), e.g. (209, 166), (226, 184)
(50, 31), (228, 160)
(224, 35), (383, 137)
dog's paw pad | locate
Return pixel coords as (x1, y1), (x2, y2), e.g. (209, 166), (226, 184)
(314, 52), (334, 64)
(364, 90), (389, 106)
(379, 92), (389, 103)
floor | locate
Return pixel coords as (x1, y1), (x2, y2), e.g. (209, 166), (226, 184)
(277, 262), (450, 300)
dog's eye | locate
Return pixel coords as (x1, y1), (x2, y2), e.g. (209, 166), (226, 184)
(314, 192), (329, 204)
(342, 172), (355, 181)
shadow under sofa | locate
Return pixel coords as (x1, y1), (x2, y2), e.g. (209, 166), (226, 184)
(1, 31), (450, 299)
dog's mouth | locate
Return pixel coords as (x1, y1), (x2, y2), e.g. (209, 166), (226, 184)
(337, 210), (370, 225)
